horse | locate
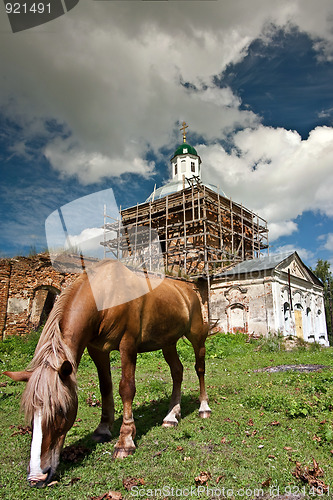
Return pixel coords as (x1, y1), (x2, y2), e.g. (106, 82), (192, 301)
(4, 259), (211, 487)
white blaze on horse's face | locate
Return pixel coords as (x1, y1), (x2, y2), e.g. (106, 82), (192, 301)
(28, 411), (45, 482)
(27, 407), (77, 486)
(27, 410), (56, 486)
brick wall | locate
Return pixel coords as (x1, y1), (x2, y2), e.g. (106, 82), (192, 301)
(0, 254), (77, 339)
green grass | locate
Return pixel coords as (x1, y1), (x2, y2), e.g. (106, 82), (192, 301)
(1, 332), (333, 499)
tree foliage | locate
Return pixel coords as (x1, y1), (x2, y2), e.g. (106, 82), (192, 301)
(311, 259), (333, 339)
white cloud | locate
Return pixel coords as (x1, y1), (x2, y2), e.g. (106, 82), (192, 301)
(1, 0), (333, 184)
(321, 233), (333, 251)
(197, 125), (333, 241)
(272, 244), (315, 266)
(267, 221), (298, 241)
(44, 138), (155, 184)
(1, 0), (333, 249)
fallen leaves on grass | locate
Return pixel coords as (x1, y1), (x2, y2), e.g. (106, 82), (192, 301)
(292, 458), (329, 494)
(122, 477), (145, 491)
(195, 471), (211, 485)
(61, 444), (90, 462)
(270, 421), (280, 426)
(10, 425), (32, 436)
(86, 393), (101, 407)
(90, 491), (122, 500)
(153, 446), (168, 457)
(245, 430), (257, 437)
(261, 477), (271, 487)
(65, 477), (81, 486)
(216, 475), (224, 484)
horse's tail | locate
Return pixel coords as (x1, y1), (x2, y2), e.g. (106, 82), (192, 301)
(207, 319), (220, 337)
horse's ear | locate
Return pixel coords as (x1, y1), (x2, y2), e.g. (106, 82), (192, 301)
(3, 370), (31, 382)
(58, 360), (73, 380)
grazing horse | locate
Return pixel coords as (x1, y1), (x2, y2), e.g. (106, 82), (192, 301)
(4, 260), (211, 487)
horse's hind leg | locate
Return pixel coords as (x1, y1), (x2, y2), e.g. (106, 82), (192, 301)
(113, 339), (137, 459)
(162, 344), (183, 427)
(87, 344), (114, 443)
(187, 331), (211, 418)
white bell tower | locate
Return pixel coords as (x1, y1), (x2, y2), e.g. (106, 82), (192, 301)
(170, 122), (201, 182)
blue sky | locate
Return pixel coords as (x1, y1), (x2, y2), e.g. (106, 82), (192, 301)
(1, 1), (333, 269)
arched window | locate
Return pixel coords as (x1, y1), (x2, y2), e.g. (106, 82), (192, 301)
(30, 285), (60, 330)
(283, 302), (291, 335)
(228, 303), (247, 333)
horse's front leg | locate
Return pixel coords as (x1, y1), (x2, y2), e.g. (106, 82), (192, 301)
(87, 344), (115, 443)
(113, 339), (137, 459)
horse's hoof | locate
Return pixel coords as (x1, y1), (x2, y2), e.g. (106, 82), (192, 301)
(112, 447), (135, 459)
(162, 420), (178, 428)
(92, 431), (112, 443)
(199, 410), (211, 419)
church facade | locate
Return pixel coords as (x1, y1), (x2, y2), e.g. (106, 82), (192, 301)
(210, 252), (328, 345)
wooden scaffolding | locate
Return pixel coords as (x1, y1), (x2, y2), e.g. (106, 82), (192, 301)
(101, 179), (268, 279)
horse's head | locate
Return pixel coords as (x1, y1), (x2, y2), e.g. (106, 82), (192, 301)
(4, 359), (78, 487)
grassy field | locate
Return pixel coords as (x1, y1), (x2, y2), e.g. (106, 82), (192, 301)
(1, 332), (333, 499)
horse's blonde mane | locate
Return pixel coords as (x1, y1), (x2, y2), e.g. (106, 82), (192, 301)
(21, 278), (85, 425)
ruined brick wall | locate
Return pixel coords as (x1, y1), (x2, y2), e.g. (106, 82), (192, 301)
(0, 254), (77, 339)
(0, 254), (210, 340)
(0, 261), (11, 337)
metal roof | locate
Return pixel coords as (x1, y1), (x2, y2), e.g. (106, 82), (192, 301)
(145, 179), (227, 202)
(219, 252), (294, 277)
(171, 142), (198, 159)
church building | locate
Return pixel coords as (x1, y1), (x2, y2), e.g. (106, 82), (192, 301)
(103, 122), (328, 345)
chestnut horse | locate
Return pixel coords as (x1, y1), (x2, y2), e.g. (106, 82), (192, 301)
(4, 260), (211, 487)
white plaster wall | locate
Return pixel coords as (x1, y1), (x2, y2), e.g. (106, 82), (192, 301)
(172, 155), (200, 182)
(210, 272), (329, 345)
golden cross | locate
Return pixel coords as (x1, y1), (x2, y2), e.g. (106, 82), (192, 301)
(180, 121), (188, 143)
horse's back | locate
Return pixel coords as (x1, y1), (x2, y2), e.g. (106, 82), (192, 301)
(82, 261), (206, 352)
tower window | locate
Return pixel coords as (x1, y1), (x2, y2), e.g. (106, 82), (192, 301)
(174, 164), (177, 175)
(183, 148), (188, 153)
(191, 161), (195, 172)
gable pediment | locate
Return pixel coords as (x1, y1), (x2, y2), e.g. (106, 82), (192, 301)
(276, 254), (320, 286)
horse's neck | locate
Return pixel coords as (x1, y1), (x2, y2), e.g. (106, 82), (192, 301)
(61, 303), (98, 367)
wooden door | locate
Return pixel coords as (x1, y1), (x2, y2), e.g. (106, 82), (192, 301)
(294, 309), (303, 339)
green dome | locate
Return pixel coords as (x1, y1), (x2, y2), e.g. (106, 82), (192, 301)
(172, 142), (198, 158)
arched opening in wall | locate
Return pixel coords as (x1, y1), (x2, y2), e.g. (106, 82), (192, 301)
(294, 303), (303, 339)
(316, 309), (326, 342)
(228, 303), (247, 334)
(30, 286), (60, 330)
(306, 307), (314, 341)
(283, 302), (291, 335)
